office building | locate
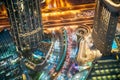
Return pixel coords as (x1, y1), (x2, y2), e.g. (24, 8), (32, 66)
(92, 0), (120, 55)
(4, 0), (43, 53)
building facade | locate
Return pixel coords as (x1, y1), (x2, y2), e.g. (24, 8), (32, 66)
(92, 0), (120, 55)
(4, 0), (43, 53)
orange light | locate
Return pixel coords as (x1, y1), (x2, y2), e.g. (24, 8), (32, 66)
(45, 0), (71, 9)
(42, 3), (95, 22)
(0, 4), (7, 17)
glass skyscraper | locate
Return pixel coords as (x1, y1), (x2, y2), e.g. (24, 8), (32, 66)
(4, 0), (43, 53)
(92, 0), (120, 55)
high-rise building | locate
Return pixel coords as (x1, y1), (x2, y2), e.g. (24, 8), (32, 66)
(92, 0), (120, 55)
(4, 0), (43, 53)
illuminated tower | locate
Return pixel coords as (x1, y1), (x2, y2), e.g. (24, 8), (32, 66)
(4, 0), (43, 53)
(92, 0), (120, 55)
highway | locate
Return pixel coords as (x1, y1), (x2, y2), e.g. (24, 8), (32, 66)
(54, 27), (78, 80)
(36, 28), (68, 80)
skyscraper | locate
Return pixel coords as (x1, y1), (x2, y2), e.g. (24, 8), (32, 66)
(92, 0), (120, 55)
(4, 0), (43, 53)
